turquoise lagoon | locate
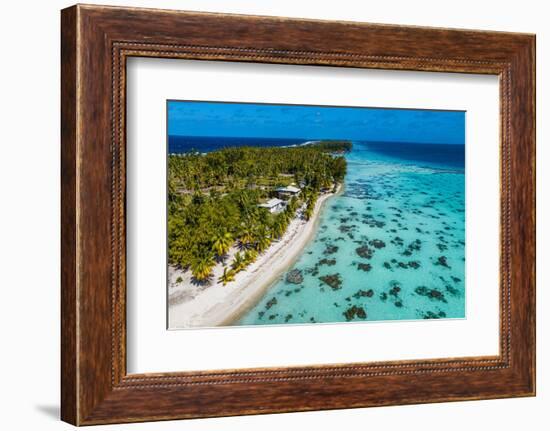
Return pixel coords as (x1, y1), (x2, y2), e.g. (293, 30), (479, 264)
(237, 141), (466, 325)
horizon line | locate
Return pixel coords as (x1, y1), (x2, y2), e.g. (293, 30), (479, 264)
(167, 135), (465, 146)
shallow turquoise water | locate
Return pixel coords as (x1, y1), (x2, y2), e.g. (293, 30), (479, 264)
(237, 141), (465, 326)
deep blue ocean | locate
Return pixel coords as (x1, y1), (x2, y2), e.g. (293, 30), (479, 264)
(169, 135), (466, 325)
(169, 135), (464, 170)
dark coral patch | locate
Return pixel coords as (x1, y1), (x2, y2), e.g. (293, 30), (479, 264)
(352, 289), (374, 299)
(368, 239), (386, 249)
(421, 310), (447, 319)
(356, 245), (374, 259)
(319, 258), (337, 266)
(415, 286), (447, 303)
(389, 283), (401, 297)
(357, 263), (372, 272)
(323, 244), (339, 255)
(445, 285), (461, 296)
(319, 273), (343, 290)
(266, 297), (278, 309)
(434, 255), (451, 268)
(285, 269), (303, 284)
(343, 305), (367, 321)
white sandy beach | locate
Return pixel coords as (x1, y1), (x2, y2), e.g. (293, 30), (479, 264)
(168, 186), (341, 329)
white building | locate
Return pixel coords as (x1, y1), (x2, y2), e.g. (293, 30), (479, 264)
(276, 185), (301, 198)
(258, 198), (285, 214)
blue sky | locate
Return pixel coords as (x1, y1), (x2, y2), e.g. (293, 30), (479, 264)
(168, 101), (465, 145)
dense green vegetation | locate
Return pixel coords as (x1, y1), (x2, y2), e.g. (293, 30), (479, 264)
(303, 140), (352, 153)
(168, 141), (350, 282)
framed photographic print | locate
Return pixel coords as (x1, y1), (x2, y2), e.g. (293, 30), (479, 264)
(61, 4), (536, 425)
(165, 101), (466, 329)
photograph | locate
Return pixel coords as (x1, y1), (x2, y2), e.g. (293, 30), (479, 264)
(167, 101), (466, 329)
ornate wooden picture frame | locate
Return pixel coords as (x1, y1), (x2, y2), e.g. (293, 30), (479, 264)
(61, 4), (535, 425)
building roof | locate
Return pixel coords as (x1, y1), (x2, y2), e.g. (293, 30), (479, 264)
(276, 185), (301, 193)
(258, 198), (285, 209)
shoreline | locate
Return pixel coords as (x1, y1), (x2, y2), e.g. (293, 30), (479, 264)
(168, 184), (342, 329)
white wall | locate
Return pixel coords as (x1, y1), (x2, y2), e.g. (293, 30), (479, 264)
(0, 0), (546, 429)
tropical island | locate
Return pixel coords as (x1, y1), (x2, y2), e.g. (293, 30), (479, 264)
(168, 140), (351, 328)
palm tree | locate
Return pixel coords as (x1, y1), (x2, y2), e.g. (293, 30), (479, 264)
(243, 249), (258, 265)
(304, 194), (317, 221)
(281, 211), (292, 226)
(304, 204), (314, 221)
(272, 219), (286, 239)
(239, 225), (255, 248)
(190, 255), (214, 282)
(255, 232), (272, 253)
(211, 230), (233, 261)
(286, 196), (299, 214)
(218, 267), (236, 286)
(231, 252), (246, 273)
